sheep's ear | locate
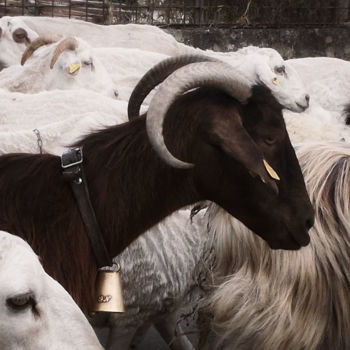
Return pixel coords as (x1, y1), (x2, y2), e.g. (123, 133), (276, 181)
(211, 111), (278, 193)
(0, 27), (2, 38)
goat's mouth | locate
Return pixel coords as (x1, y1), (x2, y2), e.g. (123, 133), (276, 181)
(266, 227), (310, 251)
(296, 102), (309, 112)
(0, 60), (8, 71)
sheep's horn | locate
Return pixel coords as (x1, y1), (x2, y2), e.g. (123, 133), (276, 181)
(128, 55), (218, 120)
(21, 35), (61, 65)
(50, 37), (78, 69)
(146, 61), (252, 169)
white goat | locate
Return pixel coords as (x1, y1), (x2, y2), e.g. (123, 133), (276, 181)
(92, 45), (310, 114)
(0, 35), (118, 98)
(195, 46), (310, 113)
(203, 141), (350, 350)
(0, 230), (103, 350)
(0, 16), (38, 69)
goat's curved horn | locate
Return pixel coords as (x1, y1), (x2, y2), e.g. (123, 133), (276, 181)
(128, 55), (218, 120)
(50, 37), (78, 69)
(146, 61), (252, 169)
(21, 35), (61, 65)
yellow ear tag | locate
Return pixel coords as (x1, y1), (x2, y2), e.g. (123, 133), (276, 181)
(263, 159), (280, 181)
(272, 77), (280, 85)
(69, 63), (81, 74)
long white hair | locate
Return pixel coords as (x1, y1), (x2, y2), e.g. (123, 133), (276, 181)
(205, 142), (350, 350)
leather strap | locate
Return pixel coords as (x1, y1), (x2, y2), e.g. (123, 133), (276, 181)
(61, 148), (113, 268)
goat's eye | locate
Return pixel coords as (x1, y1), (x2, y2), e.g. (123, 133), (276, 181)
(264, 137), (277, 145)
(275, 66), (286, 74)
(12, 29), (28, 43)
(7, 292), (35, 310)
(83, 60), (91, 66)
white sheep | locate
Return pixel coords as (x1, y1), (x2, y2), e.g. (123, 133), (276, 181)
(20, 15), (186, 55)
(0, 16), (38, 69)
(0, 35), (118, 98)
(6, 17), (308, 112)
(0, 89), (128, 155)
(0, 230), (103, 350)
(288, 56), (350, 118)
(5, 16), (310, 113)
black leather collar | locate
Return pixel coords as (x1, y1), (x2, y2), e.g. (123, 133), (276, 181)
(61, 148), (112, 269)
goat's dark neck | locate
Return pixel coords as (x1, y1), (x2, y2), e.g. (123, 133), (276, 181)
(0, 115), (200, 312)
(79, 116), (199, 256)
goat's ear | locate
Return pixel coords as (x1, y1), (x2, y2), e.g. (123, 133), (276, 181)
(0, 27), (2, 38)
(211, 111), (279, 194)
(256, 61), (279, 91)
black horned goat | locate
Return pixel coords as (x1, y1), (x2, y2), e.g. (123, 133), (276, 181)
(0, 55), (314, 312)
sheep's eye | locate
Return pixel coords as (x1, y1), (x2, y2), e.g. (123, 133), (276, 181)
(83, 60), (92, 66)
(265, 137), (277, 145)
(7, 292), (35, 311)
(275, 65), (285, 74)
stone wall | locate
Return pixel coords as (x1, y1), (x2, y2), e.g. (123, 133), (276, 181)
(166, 26), (350, 59)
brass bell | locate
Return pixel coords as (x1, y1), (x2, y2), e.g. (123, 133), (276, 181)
(91, 265), (125, 313)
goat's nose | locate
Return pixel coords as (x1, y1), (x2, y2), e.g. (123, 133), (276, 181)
(305, 215), (314, 231)
(114, 90), (119, 99)
(305, 94), (310, 105)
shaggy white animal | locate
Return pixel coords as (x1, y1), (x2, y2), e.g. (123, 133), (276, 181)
(0, 16), (38, 69)
(0, 36), (118, 98)
(203, 141), (350, 350)
(0, 230), (103, 350)
(91, 208), (210, 350)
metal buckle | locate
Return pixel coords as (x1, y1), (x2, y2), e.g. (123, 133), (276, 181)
(61, 148), (83, 169)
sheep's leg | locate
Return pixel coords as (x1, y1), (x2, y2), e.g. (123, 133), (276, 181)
(153, 313), (195, 350)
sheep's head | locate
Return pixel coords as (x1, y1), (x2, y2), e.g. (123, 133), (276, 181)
(0, 16), (38, 70)
(133, 55), (314, 250)
(238, 47), (310, 112)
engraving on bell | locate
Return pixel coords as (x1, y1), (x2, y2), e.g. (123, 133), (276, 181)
(91, 269), (125, 313)
(97, 295), (112, 303)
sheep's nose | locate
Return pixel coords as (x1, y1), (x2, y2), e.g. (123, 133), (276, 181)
(305, 94), (310, 106)
(114, 90), (119, 99)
